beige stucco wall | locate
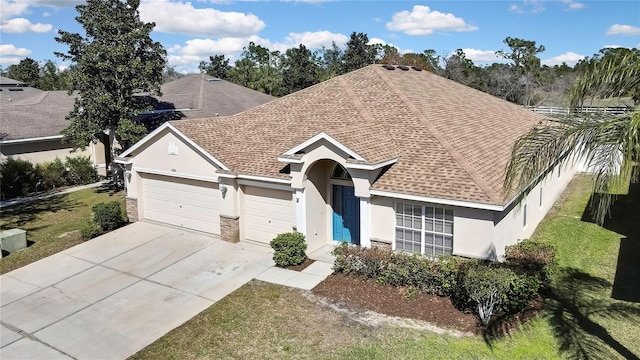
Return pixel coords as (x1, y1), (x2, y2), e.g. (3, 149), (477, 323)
(304, 160), (332, 251)
(492, 158), (578, 258)
(1, 140), (104, 164)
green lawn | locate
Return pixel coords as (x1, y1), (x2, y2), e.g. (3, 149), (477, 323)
(0, 187), (125, 275)
(131, 174), (639, 359)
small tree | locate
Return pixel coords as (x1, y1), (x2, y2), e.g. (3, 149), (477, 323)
(463, 266), (513, 325)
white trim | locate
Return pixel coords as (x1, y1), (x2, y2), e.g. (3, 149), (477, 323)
(237, 174), (291, 184)
(282, 132), (366, 162)
(0, 135), (63, 144)
(135, 166), (218, 183)
(113, 158), (132, 165)
(296, 189), (306, 236)
(371, 189), (505, 211)
(359, 198), (371, 248)
(237, 179), (294, 192)
(276, 156), (304, 164)
(120, 122), (230, 171)
(345, 158), (398, 170)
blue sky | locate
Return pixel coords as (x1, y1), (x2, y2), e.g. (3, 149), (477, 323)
(1, 0), (639, 73)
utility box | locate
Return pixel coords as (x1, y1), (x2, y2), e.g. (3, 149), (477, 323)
(1, 229), (27, 255)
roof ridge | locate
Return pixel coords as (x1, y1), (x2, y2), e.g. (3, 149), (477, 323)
(337, 75), (401, 160)
(372, 65), (501, 204)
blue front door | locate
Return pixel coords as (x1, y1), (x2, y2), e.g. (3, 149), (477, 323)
(332, 185), (360, 244)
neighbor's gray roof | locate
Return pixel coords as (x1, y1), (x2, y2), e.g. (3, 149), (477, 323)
(0, 74), (275, 140)
(172, 65), (549, 206)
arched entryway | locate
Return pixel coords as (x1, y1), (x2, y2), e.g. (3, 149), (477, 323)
(302, 160), (361, 251)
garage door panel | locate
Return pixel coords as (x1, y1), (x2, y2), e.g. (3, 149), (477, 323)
(244, 187), (294, 243)
(142, 174), (220, 234)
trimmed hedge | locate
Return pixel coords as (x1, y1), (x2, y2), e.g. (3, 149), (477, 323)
(92, 201), (125, 231)
(332, 240), (555, 325)
(270, 232), (307, 267)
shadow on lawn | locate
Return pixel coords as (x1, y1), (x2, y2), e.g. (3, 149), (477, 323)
(544, 268), (640, 360)
(581, 181), (640, 303)
(0, 193), (77, 230)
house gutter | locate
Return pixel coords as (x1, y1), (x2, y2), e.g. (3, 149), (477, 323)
(0, 135), (63, 145)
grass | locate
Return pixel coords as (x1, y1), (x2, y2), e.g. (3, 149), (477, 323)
(0, 186), (125, 274)
(130, 174), (639, 359)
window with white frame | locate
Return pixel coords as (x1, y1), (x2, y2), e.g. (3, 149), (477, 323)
(395, 203), (453, 256)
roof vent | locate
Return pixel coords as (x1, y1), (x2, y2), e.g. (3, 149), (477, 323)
(382, 64), (395, 70)
(411, 66), (423, 72)
(206, 77), (221, 82)
(8, 88), (23, 91)
(397, 65), (410, 71)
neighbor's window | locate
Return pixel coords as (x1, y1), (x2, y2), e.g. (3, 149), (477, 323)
(395, 203), (453, 256)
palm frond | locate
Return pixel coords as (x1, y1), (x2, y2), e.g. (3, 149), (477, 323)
(504, 111), (639, 225)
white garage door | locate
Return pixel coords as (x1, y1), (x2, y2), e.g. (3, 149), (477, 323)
(244, 186), (294, 244)
(142, 174), (221, 234)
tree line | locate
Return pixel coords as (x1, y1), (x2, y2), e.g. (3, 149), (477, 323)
(199, 33), (638, 107)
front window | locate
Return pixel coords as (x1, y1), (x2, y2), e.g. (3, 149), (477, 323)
(395, 203), (453, 256)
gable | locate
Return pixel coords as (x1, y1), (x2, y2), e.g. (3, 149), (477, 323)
(128, 126), (223, 180)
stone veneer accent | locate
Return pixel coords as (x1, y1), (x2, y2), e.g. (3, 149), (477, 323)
(125, 197), (138, 222)
(220, 215), (240, 243)
(370, 238), (392, 250)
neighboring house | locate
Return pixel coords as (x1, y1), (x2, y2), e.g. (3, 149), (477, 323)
(0, 75), (274, 176)
(118, 65), (577, 260)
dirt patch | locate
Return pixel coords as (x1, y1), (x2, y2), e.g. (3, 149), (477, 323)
(312, 273), (480, 334)
(281, 258), (315, 272)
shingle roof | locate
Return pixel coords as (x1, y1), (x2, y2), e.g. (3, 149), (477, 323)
(1, 74), (274, 140)
(172, 65), (548, 206)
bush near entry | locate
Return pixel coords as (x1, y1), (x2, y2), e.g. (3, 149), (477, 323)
(92, 201), (125, 231)
(270, 232), (307, 267)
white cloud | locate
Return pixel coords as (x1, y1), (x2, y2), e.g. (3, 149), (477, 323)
(606, 24), (640, 36)
(509, 0), (545, 14)
(456, 48), (504, 63)
(561, 0), (585, 10)
(285, 31), (348, 49)
(0, 18), (52, 33)
(541, 52), (585, 66)
(0, 44), (32, 56)
(386, 5), (478, 36)
(367, 38), (413, 55)
(0, 56), (22, 65)
(139, 0), (265, 37)
(0, 1), (30, 20)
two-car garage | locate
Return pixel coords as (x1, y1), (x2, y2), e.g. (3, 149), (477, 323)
(138, 173), (294, 244)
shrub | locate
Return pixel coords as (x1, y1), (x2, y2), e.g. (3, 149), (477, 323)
(92, 201), (125, 231)
(36, 158), (68, 190)
(80, 221), (102, 239)
(270, 232), (307, 267)
(0, 158), (38, 199)
(505, 240), (556, 285)
(462, 265), (514, 325)
(501, 273), (541, 314)
(65, 156), (98, 185)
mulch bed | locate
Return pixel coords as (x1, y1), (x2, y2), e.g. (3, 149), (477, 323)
(281, 258), (315, 272)
(312, 273), (480, 334)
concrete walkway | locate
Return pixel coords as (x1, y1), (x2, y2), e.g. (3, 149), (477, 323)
(255, 245), (336, 290)
(0, 180), (109, 209)
(0, 222), (336, 359)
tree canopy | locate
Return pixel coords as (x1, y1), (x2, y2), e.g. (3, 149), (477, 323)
(55, 0), (166, 156)
(5, 57), (40, 87)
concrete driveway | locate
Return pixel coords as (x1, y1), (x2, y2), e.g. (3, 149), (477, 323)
(0, 221), (274, 359)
